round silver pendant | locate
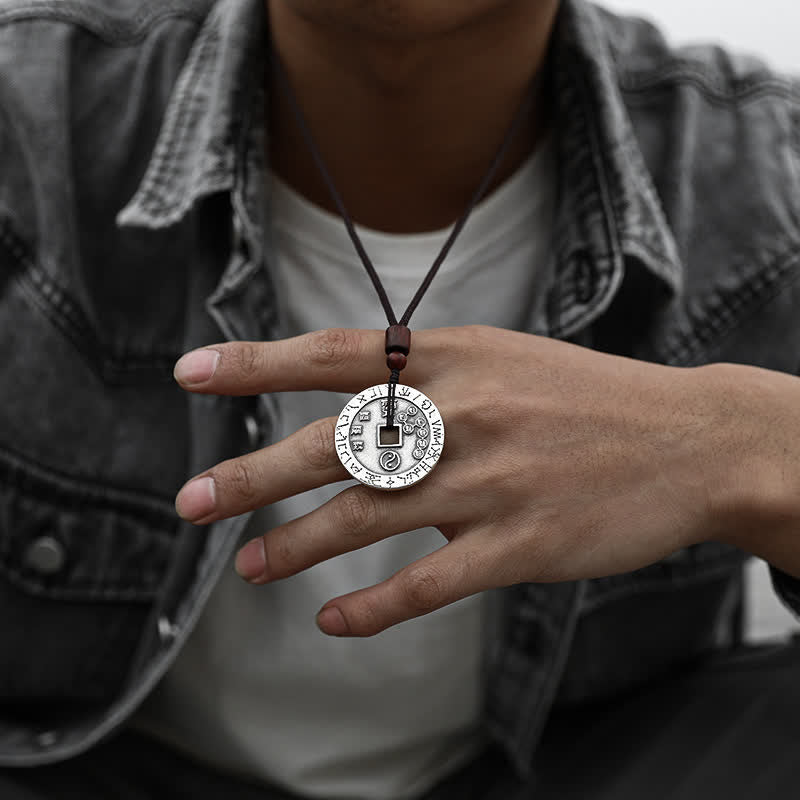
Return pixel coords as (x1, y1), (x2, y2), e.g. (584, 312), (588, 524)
(335, 383), (445, 491)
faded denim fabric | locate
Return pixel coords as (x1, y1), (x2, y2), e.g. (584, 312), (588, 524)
(1, 0), (800, 781)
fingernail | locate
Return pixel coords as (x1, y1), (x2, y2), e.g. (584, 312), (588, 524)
(317, 606), (348, 637)
(174, 349), (220, 385)
(235, 538), (266, 582)
(175, 476), (216, 522)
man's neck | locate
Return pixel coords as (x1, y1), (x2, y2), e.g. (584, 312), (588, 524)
(267, 1), (559, 233)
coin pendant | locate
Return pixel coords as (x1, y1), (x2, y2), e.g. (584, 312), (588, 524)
(335, 383), (445, 491)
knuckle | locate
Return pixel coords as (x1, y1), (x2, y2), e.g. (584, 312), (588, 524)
(300, 419), (337, 471)
(334, 488), (380, 539)
(263, 531), (295, 579)
(306, 328), (359, 370)
(233, 342), (263, 382)
(441, 394), (472, 427)
(430, 465), (469, 501)
(401, 564), (446, 615)
(221, 458), (259, 503)
(442, 382), (507, 436)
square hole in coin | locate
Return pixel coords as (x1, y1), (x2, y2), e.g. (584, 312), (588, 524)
(378, 425), (402, 447)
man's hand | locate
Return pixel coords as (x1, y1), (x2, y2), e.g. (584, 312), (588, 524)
(172, 326), (799, 636)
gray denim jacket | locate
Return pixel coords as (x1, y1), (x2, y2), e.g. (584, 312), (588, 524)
(1, 0), (800, 780)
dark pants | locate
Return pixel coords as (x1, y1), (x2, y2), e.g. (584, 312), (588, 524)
(3, 641), (799, 800)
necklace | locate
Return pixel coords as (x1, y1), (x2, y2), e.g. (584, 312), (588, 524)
(272, 51), (533, 490)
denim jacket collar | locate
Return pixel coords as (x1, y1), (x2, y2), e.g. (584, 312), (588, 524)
(548, 1), (683, 337)
(117, 0), (683, 336)
(117, 0), (267, 231)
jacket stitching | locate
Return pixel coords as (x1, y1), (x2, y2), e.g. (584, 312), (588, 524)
(0, 3), (206, 46)
(1, 222), (181, 380)
(128, 19), (222, 217)
(0, 566), (161, 602)
(137, 164), (232, 218)
(664, 247), (800, 365)
(548, 58), (623, 339)
(0, 446), (177, 601)
(0, 441), (179, 516)
(619, 66), (799, 104)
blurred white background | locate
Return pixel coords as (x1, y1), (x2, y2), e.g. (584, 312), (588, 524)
(602, 0), (800, 75)
(600, 0), (800, 642)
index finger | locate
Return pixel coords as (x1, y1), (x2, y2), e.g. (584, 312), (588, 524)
(172, 327), (442, 395)
(174, 328), (383, 395)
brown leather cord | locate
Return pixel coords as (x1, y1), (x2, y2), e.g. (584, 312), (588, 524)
(386, 368), (401, 430)
(270, 46), (534, 426)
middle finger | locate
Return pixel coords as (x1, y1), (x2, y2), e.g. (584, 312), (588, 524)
(175, 416), (348, 524)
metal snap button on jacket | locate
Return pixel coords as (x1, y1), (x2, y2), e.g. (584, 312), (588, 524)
(23, 536), (66, 575)
(244, 412), (260, 450)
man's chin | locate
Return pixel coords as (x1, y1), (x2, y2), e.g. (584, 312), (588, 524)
(270, 0), (538, 41)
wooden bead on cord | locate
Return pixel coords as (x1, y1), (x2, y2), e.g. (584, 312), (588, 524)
(385, 324), (411, 356)
(386, 352), (407, 371)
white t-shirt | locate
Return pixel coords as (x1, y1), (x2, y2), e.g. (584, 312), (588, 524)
(135, 138), (556, 800)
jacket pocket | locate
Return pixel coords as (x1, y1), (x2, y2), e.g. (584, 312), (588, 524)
(0, 445), (178, 707)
